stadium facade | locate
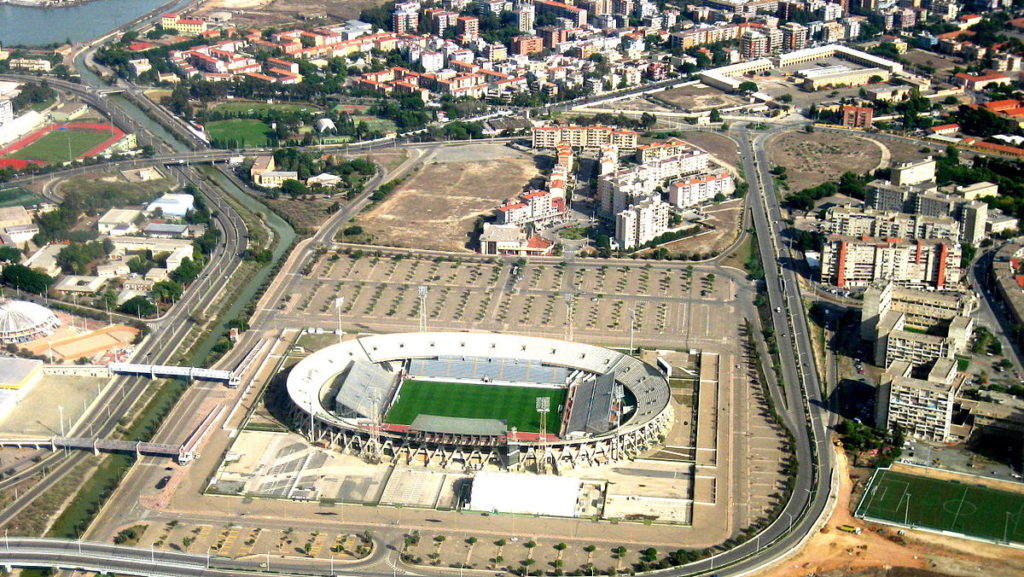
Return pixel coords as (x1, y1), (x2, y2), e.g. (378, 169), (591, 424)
(285, 332), (674, 471)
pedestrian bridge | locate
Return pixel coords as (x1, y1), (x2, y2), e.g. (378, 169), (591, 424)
(0, 405), (225, 465)
(108, 363), (240, 386)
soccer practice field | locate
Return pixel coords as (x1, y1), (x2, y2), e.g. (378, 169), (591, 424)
(385, 380), (567, 434)
(6, 129), (113, 163)
(856, 469), (1024, 545)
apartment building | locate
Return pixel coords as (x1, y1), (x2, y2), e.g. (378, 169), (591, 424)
(780, 22), (808, 51)
(392, 2), (420, 34)
(861, 280), (974, 341)
(820, 236), (962, 288)
(841, 105), (873, 128)
(740, 29), (769, 60)
(495, 190), (567, 226)
(161, 13), (208, 35)
(823, 207), (961, 242)
(533, 0), (588, 27)
(668, 172), (734, 208)
(635, 139), (694, 163)
(615, 197), (669, 250)
(877, 359), (960, 441)
(599, 150), (710, 215)
(531, 125), (639, 151)
(512, 35), (545, 55)
(875, 312), (972, 368)
(9, 58), (52, 72)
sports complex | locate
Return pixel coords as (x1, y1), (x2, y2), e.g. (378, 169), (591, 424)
(856, 467), (1024, 546)
(0, 122), (124, 168)
(285, 331), (674, 471)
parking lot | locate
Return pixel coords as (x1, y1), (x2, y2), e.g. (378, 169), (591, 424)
(268, 251), (746, 350)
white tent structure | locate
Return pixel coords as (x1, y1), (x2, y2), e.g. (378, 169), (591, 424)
(468, 471), (583, 518)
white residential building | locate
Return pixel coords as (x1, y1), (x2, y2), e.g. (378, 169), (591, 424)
(615, 197), (669, 250)
(668, 172), (734, 208)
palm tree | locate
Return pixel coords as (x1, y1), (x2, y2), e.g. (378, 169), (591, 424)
(554, 542), (567, 560)
(583, 544), (596, 565)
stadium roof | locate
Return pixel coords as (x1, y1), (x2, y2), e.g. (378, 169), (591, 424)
(410, 415), (507, 436)
(565, 372), (616, 435)
(333, 359), (395, 419)
(0, 300), (59, 338)
(468, 471), (586, 517)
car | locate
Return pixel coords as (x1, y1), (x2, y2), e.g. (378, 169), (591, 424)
(155, 475), (171, 490)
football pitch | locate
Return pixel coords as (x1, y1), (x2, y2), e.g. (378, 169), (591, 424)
(7, 129), (113, 163)
(856, 469), (1024, 544)
(385, 379), (566, 434)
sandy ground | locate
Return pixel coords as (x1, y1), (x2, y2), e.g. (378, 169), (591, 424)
(198, 0), (391, 27)
(654, 199), (743, 258)
(653, 85), (746, 112)
(766, 131), (885, 192)
(359, 150), (538, 252)
(756, 448), (1024, 577)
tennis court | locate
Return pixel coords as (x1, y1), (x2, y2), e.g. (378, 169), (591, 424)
(385, 379), (566, 434)
(856, 468), (1024, 545)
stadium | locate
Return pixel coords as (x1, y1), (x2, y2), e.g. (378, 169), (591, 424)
(285, 332), (674, 471)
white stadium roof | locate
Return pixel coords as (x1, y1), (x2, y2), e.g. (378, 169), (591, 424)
(468, 471), (584, 518)
(0, 300), (60, 341)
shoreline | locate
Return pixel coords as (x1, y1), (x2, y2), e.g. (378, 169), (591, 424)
(0, 0), (97, 7)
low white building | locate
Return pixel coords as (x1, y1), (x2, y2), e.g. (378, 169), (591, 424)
(668, 172), (734, 208)
(146, 194), (195, 217)
(468, 471), (594, 518)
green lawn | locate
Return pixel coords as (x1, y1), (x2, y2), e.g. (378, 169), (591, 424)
(353, 115), (397, 133)
(206, 119), (273, 147)
(212, 101), (321, 115)
(386, 380), (566, 434)
(856, 469), (1024, 544)
(7, 129), (112, 163)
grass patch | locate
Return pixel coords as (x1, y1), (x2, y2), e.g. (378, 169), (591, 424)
(957, 356), (970, 371)
(206, 118), (273, 147)
(857, 469), (1024, 544)
(352, 115), (397, 133)
(558, 226), (593, 240)
(0, 186), (43, 207)
(7, 129), (113, 163)
(213, 101), (321, 115)
(385, 380), (566, 434)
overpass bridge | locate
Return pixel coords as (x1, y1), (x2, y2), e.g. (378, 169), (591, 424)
(108, 363), (240, 386)
(0, 405), (224, 465)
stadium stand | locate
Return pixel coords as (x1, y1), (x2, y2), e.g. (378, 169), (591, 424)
(564, 372), (616, 436)
(332, 359), (398, 419)
(408, 355), (569, 385)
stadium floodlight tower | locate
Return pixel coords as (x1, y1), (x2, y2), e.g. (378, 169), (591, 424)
(629, 308), (637, 354)
(536, 397), (551, 473)
(335, 297), (345, 344)
(614, 384), (624, 460)
(417, 286), (429, 332)
(564, 293), (576, 342)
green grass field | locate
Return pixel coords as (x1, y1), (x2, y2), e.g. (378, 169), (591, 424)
(206, 119), (272, 146)
(7, 130), (111, 163)
(0, 187), (43, 208)
(385, 380), (566, 434)
(212, 101), (321, 115)
(856, 469), (1024, 544)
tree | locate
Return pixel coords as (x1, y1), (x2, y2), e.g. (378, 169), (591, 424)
(777, 93), (793, 103)
(281, 179), (309, 197)
(0, 246), (21, 263)
(737, 80), (758, 94)
(709, 108), (722, 123)
(152, 280), (184, 304)
(119, 296), (157, 317)
(1, 265), (53, 294)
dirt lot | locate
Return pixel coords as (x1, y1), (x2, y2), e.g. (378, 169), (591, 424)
(756, 449), (1024, 577)
(197, 0), (388, 27)
(766, 131), (885, 191)
(674, 131), (740, 170)
(655, 198), (743, 258)
(358, 154), (537, 251)
(653, 84), (746, 112)
(866, 136), (931, 165)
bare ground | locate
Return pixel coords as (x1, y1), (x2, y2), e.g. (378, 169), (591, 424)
(197, 0), (389, 28)
(658, 199), (743, 257)
(653, 85), (746, 112)
(766, 131), (884, 191)
(358, 156), (538, 251)
(673, 131), (740, 170)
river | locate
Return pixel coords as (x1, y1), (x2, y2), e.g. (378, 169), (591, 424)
(0, 0), (192, 47)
